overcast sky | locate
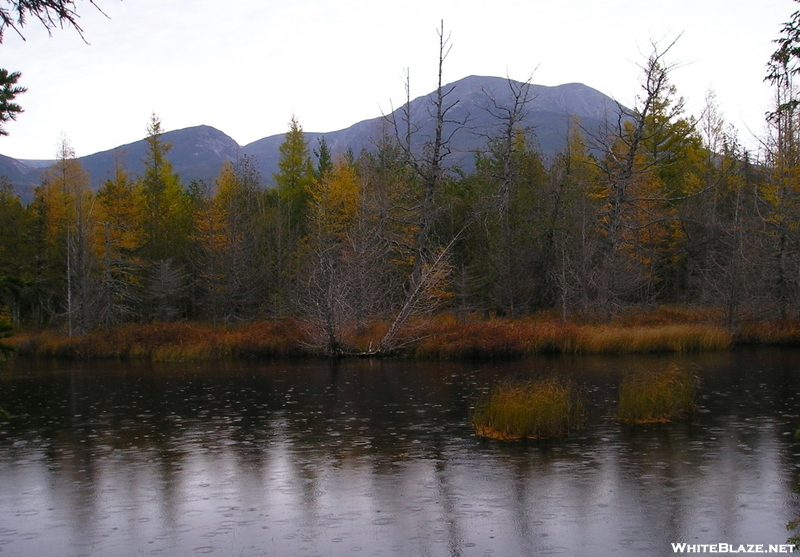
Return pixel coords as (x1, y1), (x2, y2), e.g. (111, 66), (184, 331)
(0, 0), (793, 160)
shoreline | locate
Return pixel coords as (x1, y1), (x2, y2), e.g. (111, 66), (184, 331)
(4, 309), (799, 361)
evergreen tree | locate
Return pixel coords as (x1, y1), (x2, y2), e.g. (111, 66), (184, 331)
(314, 135), (333, 182)
(0, 68), (24, 136)
(0, 177), (34, 323)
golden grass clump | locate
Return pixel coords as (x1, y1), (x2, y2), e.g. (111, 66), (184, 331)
(472, 377), (585, 440)
(617, 364), (701, 424)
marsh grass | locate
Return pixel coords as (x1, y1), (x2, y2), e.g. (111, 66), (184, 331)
(736, 319), (800, 345)
(8, 307), (733, 360)
(472, 377), (585, 440)
(414, 317), (729, 359)
(617, 364), (701, 424)
(9, 321), (308, 360)
(576, 324), (730, 354)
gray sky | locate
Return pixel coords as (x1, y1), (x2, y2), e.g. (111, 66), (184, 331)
(0, 0), (793, 160)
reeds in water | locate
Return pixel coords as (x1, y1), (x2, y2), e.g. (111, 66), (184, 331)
(472, 377), (584, 440)
(617, 364), (701, 424)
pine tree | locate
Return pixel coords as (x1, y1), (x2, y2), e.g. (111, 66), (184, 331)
(314, 135), (333, 182)
(0, 177), (34, 324)
(0, 68), (24, 136)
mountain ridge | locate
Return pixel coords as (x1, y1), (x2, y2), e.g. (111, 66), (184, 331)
(1, 76), (622, 202)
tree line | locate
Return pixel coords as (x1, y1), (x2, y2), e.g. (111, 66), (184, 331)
(1, 28), (800, 355)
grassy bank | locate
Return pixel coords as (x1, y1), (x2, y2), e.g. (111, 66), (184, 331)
(735, 319), (800, 345)
(9, 307), (800, 361)
(414, 315), (731, 359)
(9, 321), (308, 360)
(472, 377), (585, 440)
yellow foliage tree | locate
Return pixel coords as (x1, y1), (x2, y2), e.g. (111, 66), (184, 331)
(308, 157), (360, 243)
(194, 160), (262, 322)
(40, 138), (97, 334)
(300, 158), (362, 353)
(94, 157), (145, 327)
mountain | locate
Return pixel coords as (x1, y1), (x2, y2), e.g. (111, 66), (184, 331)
(78, 125), (241, 188)
(0, 154), (42, 200)
(6, 126), (241, 203)
(2, 76), (623, 202)
(243, 76), (620, 178)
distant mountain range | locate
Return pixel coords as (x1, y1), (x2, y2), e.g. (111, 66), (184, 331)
(2, 75), (622, 203)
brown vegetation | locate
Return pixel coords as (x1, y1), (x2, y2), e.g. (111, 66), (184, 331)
(5, 307), (740, 360)
(9, 321), (307, 360)
(414, 312), (730, 359)
(735, 319), (800, 346)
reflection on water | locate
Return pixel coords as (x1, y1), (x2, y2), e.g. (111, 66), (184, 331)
(0, 351), (799, 556)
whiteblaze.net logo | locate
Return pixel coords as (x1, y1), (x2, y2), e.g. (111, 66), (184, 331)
(671, 543), (797, 554)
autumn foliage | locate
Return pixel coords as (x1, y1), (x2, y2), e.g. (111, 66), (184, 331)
(4, 31), (800, 355)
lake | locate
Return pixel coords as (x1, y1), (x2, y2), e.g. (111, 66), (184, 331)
(1, 350), (799, 556)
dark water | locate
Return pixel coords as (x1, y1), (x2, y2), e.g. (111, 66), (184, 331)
(0, 350), (799, 556)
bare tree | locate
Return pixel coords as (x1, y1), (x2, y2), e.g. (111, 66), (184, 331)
(299, 240), (353, 355)
(43, 139), (98, 335)
(377, 21), (467, 353)
(379, 235), (456, 354)
(758, 32), (800, 319)
(589, 37), (688, 316)
(548, 125), (604, 319)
